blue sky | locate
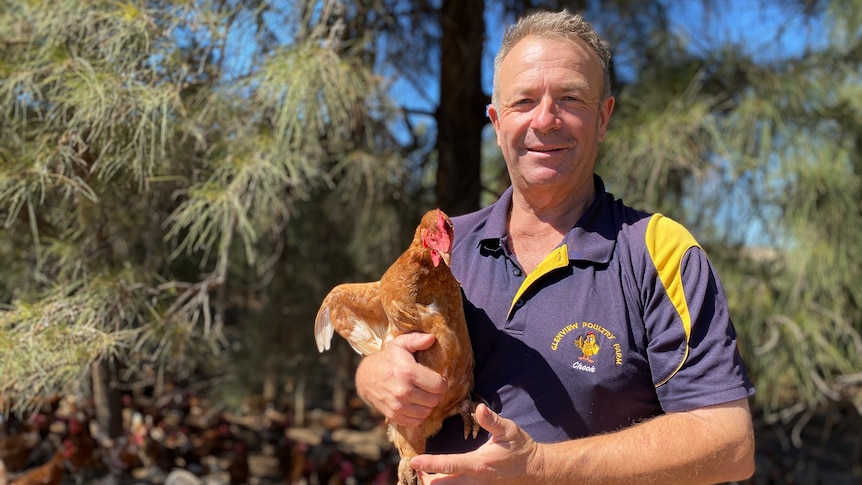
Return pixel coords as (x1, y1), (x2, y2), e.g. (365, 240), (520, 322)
(390, 1), (825, 138)
(666, 0), (825, 62)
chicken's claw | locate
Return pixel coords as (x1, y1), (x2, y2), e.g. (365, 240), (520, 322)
(460, 399), (480, 439)
(398, 458), (420, 485)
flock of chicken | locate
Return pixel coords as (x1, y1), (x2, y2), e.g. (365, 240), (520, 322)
(0, 392), (398, 485)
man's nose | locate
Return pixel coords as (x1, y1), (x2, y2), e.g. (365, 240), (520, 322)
(530, 97), (561, 132)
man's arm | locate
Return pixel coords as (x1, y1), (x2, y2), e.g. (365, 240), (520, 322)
(411, 398), (755, 485)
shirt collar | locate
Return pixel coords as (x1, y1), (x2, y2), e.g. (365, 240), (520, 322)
(478, 175), (617, 265)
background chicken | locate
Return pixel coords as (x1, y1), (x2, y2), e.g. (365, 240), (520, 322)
(314, 208), (477, 485)
(0, 419), (41, 473)
(8, 439), (75, 485)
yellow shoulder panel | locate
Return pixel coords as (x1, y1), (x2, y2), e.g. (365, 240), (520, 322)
(645, 214), (701, 387)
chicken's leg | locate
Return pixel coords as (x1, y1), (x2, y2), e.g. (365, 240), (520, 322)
(460, 398), (480, 439)
(389, 424), (425, 485)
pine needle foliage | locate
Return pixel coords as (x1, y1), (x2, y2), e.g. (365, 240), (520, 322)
(601, 0), (862, 413)
(0, 0), (412, 413)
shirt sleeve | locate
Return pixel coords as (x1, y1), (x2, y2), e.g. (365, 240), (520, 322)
(643, 215), (755, 412)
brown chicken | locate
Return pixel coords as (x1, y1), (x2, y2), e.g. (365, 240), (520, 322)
(65, 415), (99, 472)
(8, 440), (75, 485)
(314, 208), (477, 485)
(0, 423), (41, 473)
(226, 440), (249, 485)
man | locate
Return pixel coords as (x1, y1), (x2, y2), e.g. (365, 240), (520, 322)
(357, 10), (755, 484)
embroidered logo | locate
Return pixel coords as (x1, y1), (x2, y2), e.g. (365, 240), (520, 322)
(551, 321), (623, 373)
(575, 332), (599, 363)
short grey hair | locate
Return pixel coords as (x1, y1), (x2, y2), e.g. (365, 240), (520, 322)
(491, 10), (612, 107)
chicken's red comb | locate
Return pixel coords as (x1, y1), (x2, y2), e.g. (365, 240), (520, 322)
(435, 209), (452, 249)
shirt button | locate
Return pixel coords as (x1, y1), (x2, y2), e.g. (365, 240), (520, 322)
(512, 267), (522, 277)
(514, 299), (525, 308)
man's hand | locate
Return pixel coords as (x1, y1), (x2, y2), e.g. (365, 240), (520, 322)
(409, 404), (542, 484)
(355, 332), (449, 428)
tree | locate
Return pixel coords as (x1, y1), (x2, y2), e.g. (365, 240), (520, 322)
(0, 0), (411, 424)
(435, 0), (487, 215)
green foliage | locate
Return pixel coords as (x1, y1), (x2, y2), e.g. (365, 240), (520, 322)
(0, 0), (417, 411)
(0, 274), (141, 396)
(601, 0), (862, 413)
(602, 74), (718, 211)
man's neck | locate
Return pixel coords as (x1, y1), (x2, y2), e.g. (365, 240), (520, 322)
(506, 180), (596, 273)
(509, 179), (596, 236)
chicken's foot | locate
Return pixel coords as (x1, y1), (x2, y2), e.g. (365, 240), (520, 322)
(460, 398), (481, 439)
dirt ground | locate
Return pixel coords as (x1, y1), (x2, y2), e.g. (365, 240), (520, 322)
(2, 392), (860, 485)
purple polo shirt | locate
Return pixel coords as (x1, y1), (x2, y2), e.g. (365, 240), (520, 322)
(426, 176), (754, 453)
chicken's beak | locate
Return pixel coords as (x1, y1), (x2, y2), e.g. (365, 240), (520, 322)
(442, 251), (452, 267)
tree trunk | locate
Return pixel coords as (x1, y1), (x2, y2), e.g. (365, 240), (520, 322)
(331, 343), (351, 413)
(263, 355), (278, 406)
(91, 358), (123, 438)
(436, 0), (488, 216)
(294, 372), (307, 427)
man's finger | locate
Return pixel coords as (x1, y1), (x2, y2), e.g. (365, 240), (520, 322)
(411, 366), (448, 396)
(411, 451), (473, 476)
(394, 332), (437, 353)
(474, 403), (504, 435)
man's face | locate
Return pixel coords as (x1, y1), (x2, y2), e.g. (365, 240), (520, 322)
(488, 36), (614, 194)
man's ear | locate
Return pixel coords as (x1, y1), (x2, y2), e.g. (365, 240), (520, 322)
(598, 96), (615, 141)
(487, 103), (502, 142)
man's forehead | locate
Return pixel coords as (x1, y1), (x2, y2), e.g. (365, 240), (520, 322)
(499, 37), (602, 93)
(507, 35), (595, 61)
(502, 37), (599, 74)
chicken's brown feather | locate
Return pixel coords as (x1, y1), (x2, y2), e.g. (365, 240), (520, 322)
(314, 282), (387, 355)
